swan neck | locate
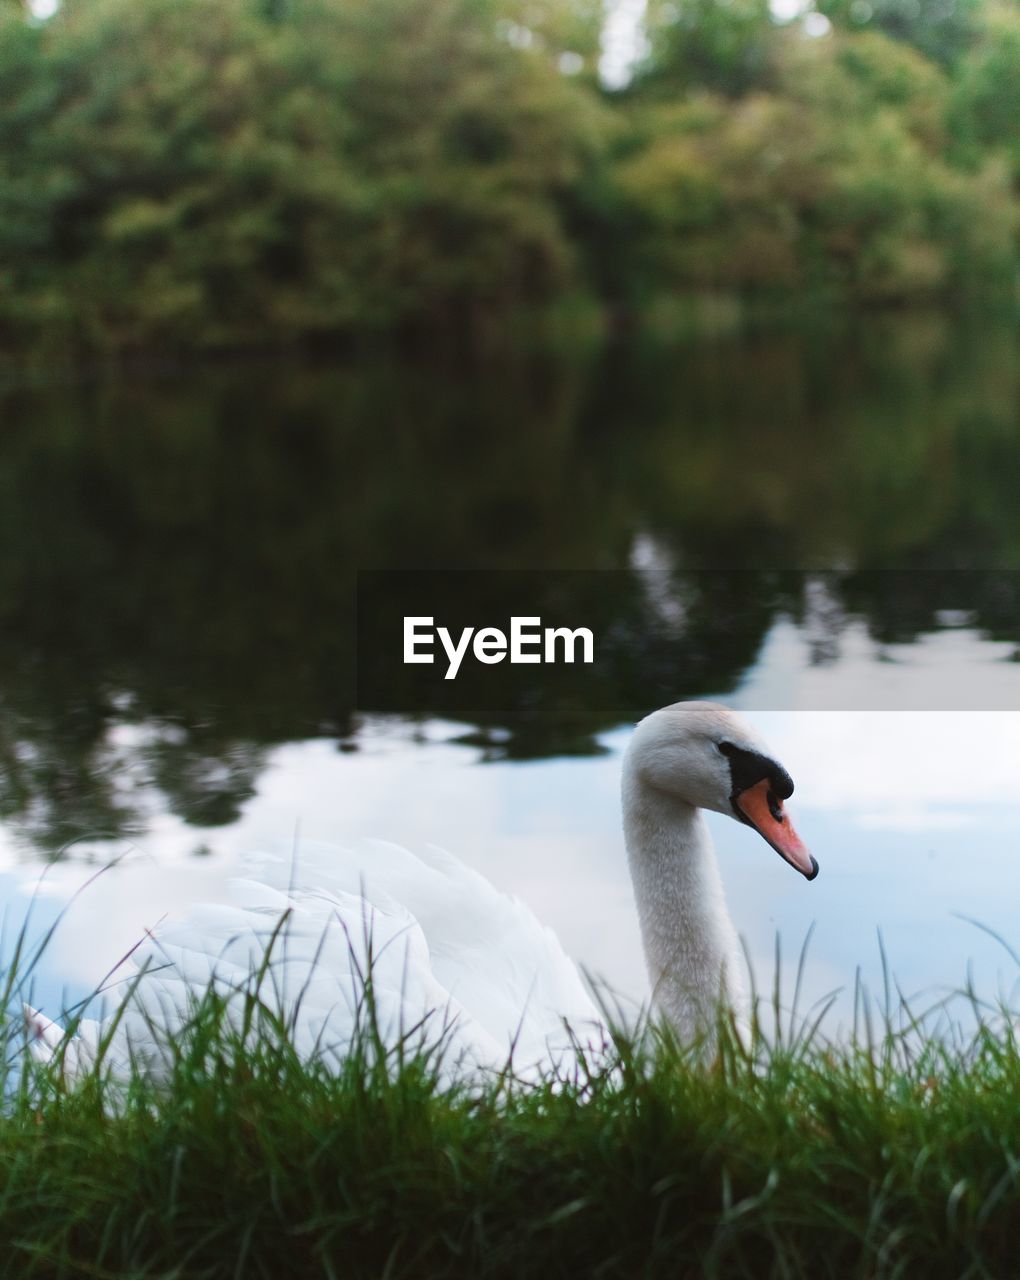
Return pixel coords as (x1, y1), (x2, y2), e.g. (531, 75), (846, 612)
(622, 772), (746, 1040)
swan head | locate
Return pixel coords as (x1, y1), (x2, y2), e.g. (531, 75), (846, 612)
(624, 701), (817, 880)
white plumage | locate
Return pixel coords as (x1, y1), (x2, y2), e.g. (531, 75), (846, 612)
(24, 703), (814, 1079)
(25, 838), (603, 1081)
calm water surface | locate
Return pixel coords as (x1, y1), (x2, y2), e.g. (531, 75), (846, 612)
(3, 313), (1019, 1030)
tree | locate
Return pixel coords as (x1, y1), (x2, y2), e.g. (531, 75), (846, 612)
(948, 2), (1020, 184)
(635, 0), (778, 98)
(611, 23), (1015, 305)
(0, 0), (611, 350)
(815, 0), (984, 69)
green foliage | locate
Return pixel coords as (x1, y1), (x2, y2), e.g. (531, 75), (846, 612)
(8, 923), (1020, 1277)
(613, 25), (1016, 304)
(638, 0), (778, 98)
(0, 0), (1016, 350)
(816, 0), (984, 68)
(0, 0), (609, 351)
(948, 2), (1020, 184)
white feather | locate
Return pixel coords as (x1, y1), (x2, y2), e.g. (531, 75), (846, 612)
(26, 838), (604, 1083)
(24, 703), (810, 1082)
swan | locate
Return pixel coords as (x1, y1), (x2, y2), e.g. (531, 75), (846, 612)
(22, 701), (815, 1078)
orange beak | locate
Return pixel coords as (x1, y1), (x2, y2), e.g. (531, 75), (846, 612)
(735, 778), (818, 880)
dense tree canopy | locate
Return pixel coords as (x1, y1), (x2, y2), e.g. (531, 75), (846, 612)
(616, 25), (1014, 303)
(0, 0), (1015, 352)
(816, 0), (985, 68)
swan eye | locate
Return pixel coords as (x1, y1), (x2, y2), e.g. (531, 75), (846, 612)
(717, 741), (734, 756)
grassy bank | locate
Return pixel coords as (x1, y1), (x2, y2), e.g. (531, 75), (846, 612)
(3, 955), (1020, 1279)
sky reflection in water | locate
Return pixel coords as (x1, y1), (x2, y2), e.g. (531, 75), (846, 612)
(9, 629), (1020, 1038)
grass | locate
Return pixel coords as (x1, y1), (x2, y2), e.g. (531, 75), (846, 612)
(1, 912), (1020, 1278)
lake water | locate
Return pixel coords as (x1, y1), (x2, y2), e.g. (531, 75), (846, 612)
(3, 312), (1020, 1035)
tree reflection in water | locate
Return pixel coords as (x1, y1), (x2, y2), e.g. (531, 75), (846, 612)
(0, 312), (1017, 854)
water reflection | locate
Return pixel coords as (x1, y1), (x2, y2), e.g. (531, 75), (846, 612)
(7, 713), (1020, 1038)
(0, 313), (1016, 854)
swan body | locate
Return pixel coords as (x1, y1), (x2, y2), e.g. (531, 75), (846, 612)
(25, 839), (603, 1081)
(24, 702), (814, 1077)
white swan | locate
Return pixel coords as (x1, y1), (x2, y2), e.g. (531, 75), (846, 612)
(23, 701), (815, 1077)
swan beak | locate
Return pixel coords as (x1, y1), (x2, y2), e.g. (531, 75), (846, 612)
(736, 778), (818, 880)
